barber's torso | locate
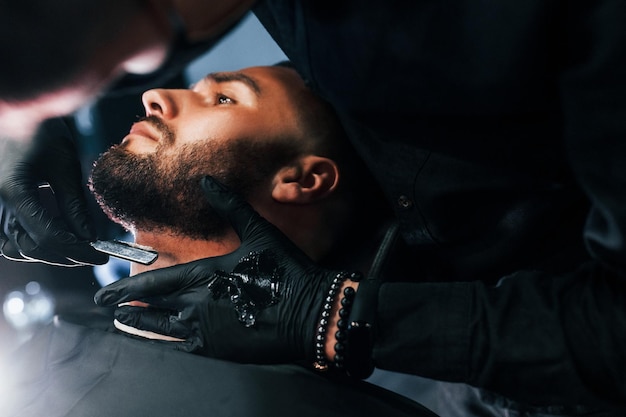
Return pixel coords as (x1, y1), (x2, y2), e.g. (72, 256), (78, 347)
(253, 0), (591, 283)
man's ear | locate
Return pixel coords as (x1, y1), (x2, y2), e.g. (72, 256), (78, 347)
(272, 155), (340, 203)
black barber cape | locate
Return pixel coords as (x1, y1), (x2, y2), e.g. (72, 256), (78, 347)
(0, 316), (438, 417)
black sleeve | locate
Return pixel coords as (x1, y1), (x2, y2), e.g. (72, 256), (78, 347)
(373, 2), (626, 411)
(374, 264), (626, 410)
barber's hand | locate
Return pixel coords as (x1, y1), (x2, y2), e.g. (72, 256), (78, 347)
(94, 176), (338, 364)
(0, 118), (108, 266)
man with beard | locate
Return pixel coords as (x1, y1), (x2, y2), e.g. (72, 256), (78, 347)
(1, 63), (438, 417)
(87, 63), (378, 274)
(84, 63), (582, 417)
(3, 1), (626, 413)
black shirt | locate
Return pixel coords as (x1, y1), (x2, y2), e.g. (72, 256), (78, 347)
(253, 0), (626, 411)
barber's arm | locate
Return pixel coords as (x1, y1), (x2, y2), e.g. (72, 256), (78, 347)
(372, 266), (626, 411)
(389, 4), (626, 409)
(0, 117), (107, 266)
(377, 2), (626, 410)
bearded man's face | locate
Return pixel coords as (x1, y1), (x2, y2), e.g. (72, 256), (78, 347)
(88, 121), (299, 240)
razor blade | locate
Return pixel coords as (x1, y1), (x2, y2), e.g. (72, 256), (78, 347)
(91, 240), (158, 265)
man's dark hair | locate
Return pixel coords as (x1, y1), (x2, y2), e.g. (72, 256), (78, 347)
(0, 0), (144, 101)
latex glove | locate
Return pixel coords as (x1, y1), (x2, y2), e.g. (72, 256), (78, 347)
(94, 176), (339, 364)
(0, 118), (108, 266)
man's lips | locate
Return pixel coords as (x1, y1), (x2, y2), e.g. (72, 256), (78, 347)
(126, 121), (160, 142)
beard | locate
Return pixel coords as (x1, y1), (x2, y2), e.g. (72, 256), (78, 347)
(88, 132), (300, 240)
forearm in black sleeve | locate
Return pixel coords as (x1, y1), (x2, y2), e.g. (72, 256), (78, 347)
(371, 2), (626, 409)
(373, 263), (626, 409)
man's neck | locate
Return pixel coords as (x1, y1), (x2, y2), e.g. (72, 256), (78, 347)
(131, 229), (240, 275)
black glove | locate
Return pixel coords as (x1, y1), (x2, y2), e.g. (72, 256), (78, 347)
(0, 118), (108, 266)
(94, 176), (340, 364)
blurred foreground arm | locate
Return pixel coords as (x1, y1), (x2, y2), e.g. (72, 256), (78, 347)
(0, 118), (107, 266)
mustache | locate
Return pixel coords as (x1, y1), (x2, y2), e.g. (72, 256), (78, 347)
(137, 115), (175, 145)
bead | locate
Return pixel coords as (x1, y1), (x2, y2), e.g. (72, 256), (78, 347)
(335, 329), (346, 341)
(343, 286), (356, 297)
(314, 271), (362, 374)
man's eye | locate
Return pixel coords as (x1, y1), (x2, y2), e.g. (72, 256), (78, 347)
(217, 95), (234, 104)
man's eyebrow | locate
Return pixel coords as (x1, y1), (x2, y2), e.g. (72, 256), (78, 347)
(191, 72), (262, 96)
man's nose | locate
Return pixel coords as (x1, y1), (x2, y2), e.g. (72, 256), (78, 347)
(142, 89), (175, 118)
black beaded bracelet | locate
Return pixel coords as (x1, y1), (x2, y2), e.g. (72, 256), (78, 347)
(313, 272), (350, 371)
(331, 285), (356, 371)
(313, 271), (363, 371)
